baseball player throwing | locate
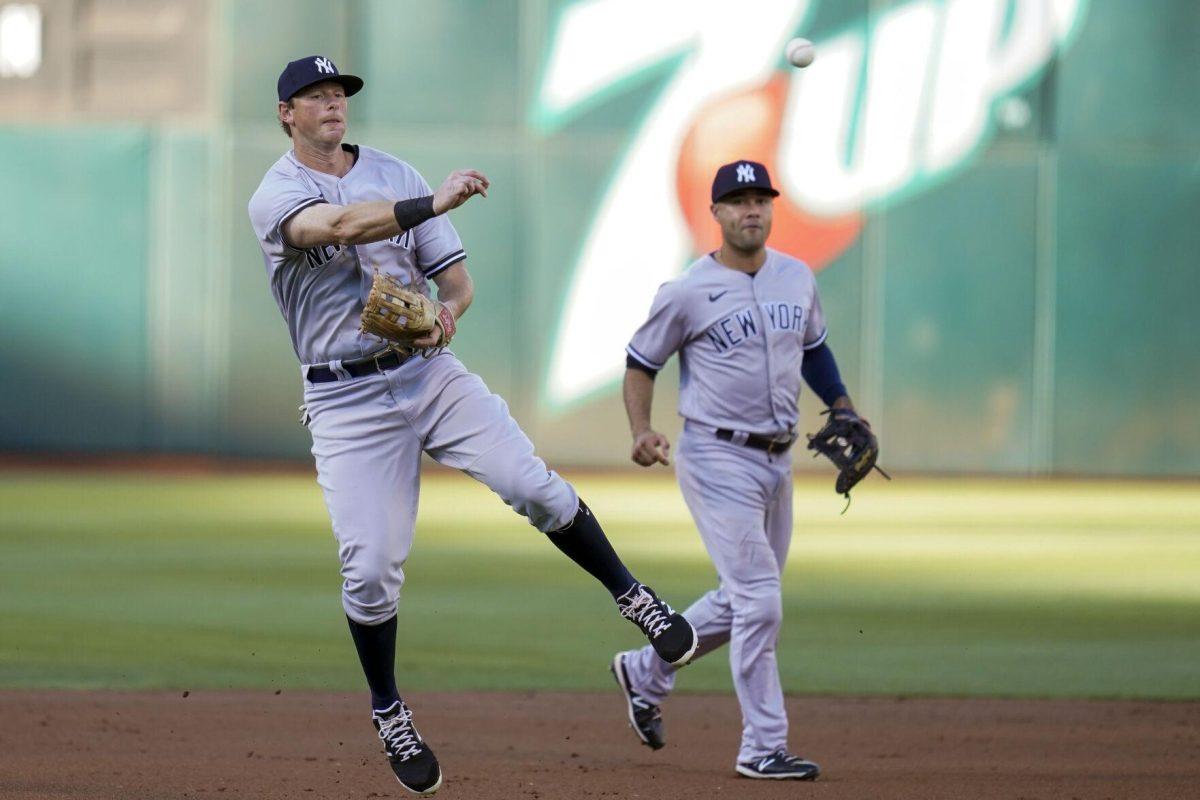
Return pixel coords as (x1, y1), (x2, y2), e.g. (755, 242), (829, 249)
(248, 56), (697, 796)
(614, 160), (872, 781)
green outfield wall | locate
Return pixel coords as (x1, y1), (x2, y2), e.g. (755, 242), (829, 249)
(0, 0), (1196, 474)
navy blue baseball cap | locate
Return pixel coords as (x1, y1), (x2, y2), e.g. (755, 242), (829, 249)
(711, 160), (780, 203)
(277, 55), (364, 102)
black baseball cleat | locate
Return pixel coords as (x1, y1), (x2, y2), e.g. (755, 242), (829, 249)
(617, 584), (698, 667)
(372, 700), (443, 795)
(610, 652), (665, 750)
(736, 750), (821, 781)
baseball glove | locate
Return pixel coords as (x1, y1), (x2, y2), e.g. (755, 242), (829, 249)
(806, 408), (890, 510)
(359, 270), (456, 353)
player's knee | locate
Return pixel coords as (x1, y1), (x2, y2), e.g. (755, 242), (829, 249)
(342, 583), (399, 625)
(736, 590), (784, 632)
(499, 468), (577, 532)
(340, 560), (405, 624)
(711, 585), (733, 613)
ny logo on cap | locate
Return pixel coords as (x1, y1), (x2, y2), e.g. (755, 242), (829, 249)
(314, 57), (335, 74)
(736, 163), (756, 183)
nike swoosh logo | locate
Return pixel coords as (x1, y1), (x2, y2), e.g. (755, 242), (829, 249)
(708, 291), (728, 302)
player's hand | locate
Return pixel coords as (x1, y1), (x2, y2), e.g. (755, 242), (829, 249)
(410, 329), (443, 349)
(410, 301), (457, 349)
(631, 430), (671, 467)
(830, 397), (870, 428)
(432, 169), (489, 214)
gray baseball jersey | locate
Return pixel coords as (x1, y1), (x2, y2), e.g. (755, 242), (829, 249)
(620, 246), (828, 764)
(248, 146), (577, 626)
(248, 144), (466, 365)
(625, 248), (827, 436)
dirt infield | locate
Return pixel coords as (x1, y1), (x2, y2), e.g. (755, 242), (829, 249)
(1, 692), (1196, 800)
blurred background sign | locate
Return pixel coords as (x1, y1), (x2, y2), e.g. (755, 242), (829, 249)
(0, 0), (1197, 474)
(0, 3), (42, 78)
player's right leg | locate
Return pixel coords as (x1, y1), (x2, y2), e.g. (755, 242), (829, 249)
(306, 372), (422, 629)
(618, 584), (733, 705)
(410, 354), (697, 666)
(303, 372), (440, 794)
(612, 583), (732, 748)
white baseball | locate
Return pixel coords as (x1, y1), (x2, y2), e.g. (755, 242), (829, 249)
(785, 37), (815, 69)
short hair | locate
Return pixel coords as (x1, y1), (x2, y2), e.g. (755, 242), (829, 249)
(280, 99), (294, 138)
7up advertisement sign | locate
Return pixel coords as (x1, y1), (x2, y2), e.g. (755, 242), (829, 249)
(533, 0), (1088, 409)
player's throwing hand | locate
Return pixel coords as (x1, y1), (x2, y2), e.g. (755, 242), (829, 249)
(433, 169), (489, 214)
(631, 430), (671, 467)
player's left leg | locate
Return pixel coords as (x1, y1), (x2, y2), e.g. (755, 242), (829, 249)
(734, 455), (819, 780)
(668, 434), (794, 766)
(409, 354), (697, 665)
(763, 457), (794, 579)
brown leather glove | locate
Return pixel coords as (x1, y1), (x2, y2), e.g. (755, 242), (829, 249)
(359, 270), (455, 352)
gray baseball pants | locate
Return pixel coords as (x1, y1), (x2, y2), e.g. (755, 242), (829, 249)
(620, 422), (794, 763)
(303, 352), (578, 625)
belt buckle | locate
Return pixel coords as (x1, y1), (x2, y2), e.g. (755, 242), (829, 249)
(372, 348), (393, 374)
(768, 435), (795, 455)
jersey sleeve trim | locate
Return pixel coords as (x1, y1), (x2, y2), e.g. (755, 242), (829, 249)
(422, 249), (466, 278)
(625, 353), (659, 378)
(802, 327), (829, 350)
(280, 196), (326, 227)
(278, 196), (326, 250)
(626, 344), (666, 371)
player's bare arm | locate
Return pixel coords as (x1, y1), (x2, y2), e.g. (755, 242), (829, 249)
(284, 200), (400, 249)
(623, 368), (670, 467)
(282, 170), (489, 250)
(410, 262), (474, 349)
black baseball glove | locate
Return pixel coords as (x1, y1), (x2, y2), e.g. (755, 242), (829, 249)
(806, 408), (890, 509)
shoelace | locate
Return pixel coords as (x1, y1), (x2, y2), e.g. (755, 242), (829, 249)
(620, 588), (672, 639)
(376, 705), (423, 762)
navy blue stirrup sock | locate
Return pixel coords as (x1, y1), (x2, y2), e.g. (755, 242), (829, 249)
(545, 499), (638, 599)
(346, 614), (402, 712)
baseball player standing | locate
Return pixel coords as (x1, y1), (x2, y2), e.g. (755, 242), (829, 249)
(247, 56), (697, 796)
(613, 160), (871, 781)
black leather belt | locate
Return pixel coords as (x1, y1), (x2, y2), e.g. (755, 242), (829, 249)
(715, 428), (798, 454)
(306, 349), (409, 383)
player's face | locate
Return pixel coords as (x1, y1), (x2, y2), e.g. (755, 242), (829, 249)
(281, 81), (348, 146)
(712, 190), (774, 253)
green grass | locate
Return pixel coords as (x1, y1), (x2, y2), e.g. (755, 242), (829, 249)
(1, 469), (1197, 698)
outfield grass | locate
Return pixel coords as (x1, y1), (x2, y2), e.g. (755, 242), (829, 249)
(0, 468), (1197, 698)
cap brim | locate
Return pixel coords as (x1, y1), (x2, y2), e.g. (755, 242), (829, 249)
(337, 75), (364, 96)
(288, 74), (364, 100)
(713, 187), (781, 203)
